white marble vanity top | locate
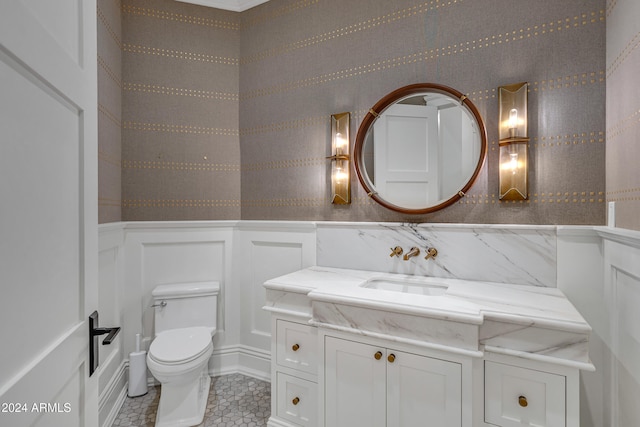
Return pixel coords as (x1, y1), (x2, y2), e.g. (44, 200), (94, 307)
(264, 266), (593, 369)
(264, 266), (589, 331)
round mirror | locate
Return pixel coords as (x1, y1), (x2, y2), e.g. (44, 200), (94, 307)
(354, 83), (487, 214)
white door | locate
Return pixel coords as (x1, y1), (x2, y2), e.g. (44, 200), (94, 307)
(325, 337), (386, 427)
(386, 350), (462, 426)
(373, 103), (439, 208)
(0, 1), (98, 426)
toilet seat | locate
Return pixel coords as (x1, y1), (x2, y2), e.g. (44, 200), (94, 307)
(149, 326), (212, 365)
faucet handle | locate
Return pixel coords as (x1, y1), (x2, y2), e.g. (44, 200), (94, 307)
(424, 247), (438, 260)
(389, 246), (403, 257)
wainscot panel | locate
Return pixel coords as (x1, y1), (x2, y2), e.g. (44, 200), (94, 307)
(558, 226), (640, 427)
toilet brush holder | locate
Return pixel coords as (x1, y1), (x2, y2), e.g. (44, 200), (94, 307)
(128, 334), (148, 397)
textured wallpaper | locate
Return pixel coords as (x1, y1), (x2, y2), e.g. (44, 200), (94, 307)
(240, 0), (606, 224)
(121, 0), (241, 220)
(101, 0), (609, 224)
(98, 0), (123, 223)
(606, 0), (640, 231)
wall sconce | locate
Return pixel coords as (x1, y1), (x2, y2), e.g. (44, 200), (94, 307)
(329, 112), (351, 204)
(498, 82), (529, 200)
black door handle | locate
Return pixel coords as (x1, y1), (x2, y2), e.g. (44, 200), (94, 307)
(89, 311), (121, 376)
(92, 326), (121, 344)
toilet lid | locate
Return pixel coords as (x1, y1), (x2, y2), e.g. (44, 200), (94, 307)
(149, 327), (212, 364)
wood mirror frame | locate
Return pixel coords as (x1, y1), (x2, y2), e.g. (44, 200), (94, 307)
(353, 83), (488, 214)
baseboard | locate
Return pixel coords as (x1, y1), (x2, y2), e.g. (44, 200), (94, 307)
(99, 360), (128, 427)
(142, 344), (271, 388)
(210, 344), (271, 382)
(236, 345), (271, 382)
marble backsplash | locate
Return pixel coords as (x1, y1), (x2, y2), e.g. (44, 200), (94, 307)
(316, 222), (557, 287)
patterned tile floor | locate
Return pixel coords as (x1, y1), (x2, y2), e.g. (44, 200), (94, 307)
(112, 373), (271, 427)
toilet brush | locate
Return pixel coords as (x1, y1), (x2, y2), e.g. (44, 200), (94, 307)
(128, 334), (148, 397)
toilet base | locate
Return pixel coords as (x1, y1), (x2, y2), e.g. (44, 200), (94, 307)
(155, 368), (211, 427)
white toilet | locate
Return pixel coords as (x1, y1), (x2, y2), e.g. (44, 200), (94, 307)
(147, 281), (220, 427)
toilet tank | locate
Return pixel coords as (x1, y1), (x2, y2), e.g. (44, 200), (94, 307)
(152, 281), (220, 335)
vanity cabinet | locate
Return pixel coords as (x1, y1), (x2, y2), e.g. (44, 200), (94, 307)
(275, 373), (317, 426)
(276, 320), (317, 376)
(324, 336), (462, 427)
(484, 359), (570, 427)
(264, 267), (591, 427)
(270, 318), (318, 427)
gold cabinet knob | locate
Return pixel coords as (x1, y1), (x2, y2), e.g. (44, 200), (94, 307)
(387, 353), (396, 363)
(292, 397), (300, 405)
(518, 396), (528, 407)
(292, 343), (300, 351)
(374, 351), (383, 360)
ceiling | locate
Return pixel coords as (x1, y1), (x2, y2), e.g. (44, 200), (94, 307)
(176, 0), (270, 12)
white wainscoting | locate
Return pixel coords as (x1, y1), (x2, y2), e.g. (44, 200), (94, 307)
(599, 227), (640, 427)
(235, 221), (317, 353)
(123, 221), (237, 376)
(558, 226), (640, 427)
(97, 223), (126, 427)
(97, 221), (317, 426)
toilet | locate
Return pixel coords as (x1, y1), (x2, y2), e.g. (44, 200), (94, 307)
(147, 281), (220, 427)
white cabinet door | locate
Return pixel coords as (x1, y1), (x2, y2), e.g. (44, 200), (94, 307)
(277, 320), (318, 375)
(386, 350), (462, 427)
(325, 337), (462, 427)
(325, 337), (386, 427)
(276, 372), (317, 426)
(485, 361), (565, 427)
(0, 1), (98, 426)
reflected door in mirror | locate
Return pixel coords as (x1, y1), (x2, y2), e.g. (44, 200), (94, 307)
(373, 103), (439, 209)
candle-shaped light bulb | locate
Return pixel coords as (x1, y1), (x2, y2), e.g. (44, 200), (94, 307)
(334, 167), (347, 184)
(509, 152), (519, 174)
(335, 132), (347, 152)
(509, 109), (518, 128)
(508, 108), (518, 138)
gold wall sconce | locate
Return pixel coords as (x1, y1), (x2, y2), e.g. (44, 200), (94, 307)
(498, 82), (529, 200)
(329, 112), (351, 204)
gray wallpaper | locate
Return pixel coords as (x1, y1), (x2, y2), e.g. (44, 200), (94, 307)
(606, 0), (640, 231)
(98, 0), (122, 223)
(100, 0), (610, 225)
(240, 0), (606, 224)
(121, 0), (241, 220)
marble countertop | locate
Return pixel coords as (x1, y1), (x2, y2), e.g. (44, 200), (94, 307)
(264, 266), (593, 369)
(264, 266), (590, 332)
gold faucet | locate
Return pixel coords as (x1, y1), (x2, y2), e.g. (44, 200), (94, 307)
(403, 247), (420, 260)
(389, 246), (403, 257)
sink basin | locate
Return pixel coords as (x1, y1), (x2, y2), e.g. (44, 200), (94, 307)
(361, 278), (448, 296)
